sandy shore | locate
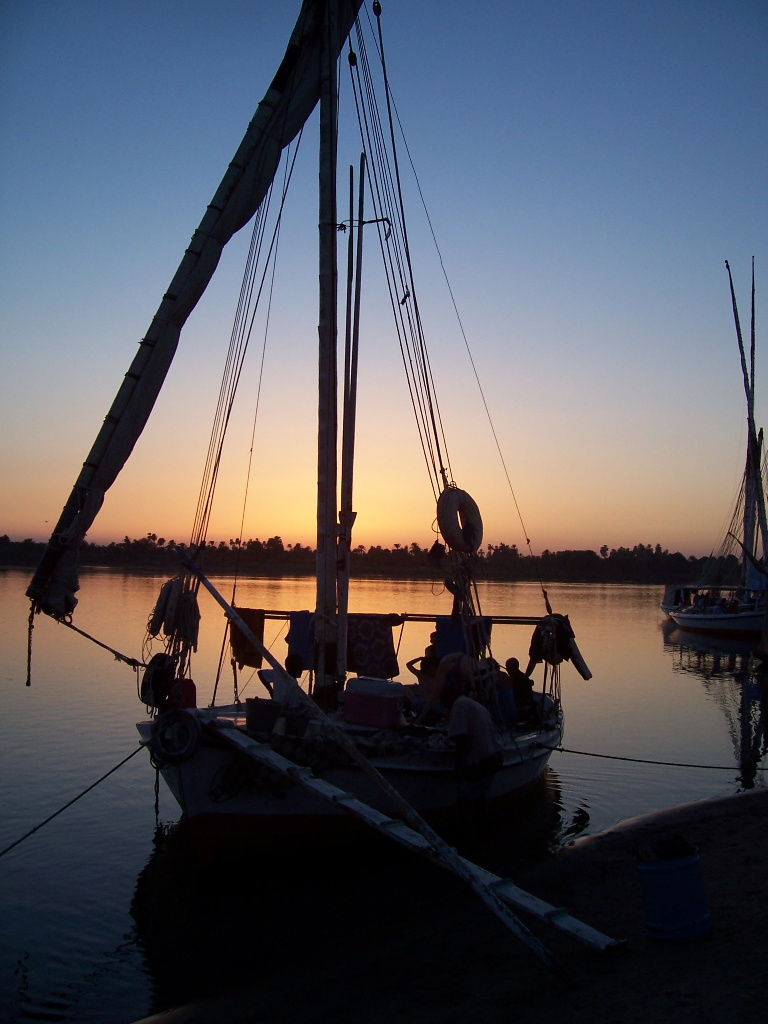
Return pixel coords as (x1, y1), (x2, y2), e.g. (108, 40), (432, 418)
(132, 788), (768, 1024)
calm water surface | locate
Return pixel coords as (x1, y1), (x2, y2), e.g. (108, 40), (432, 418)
(0, 568), (764, 1021)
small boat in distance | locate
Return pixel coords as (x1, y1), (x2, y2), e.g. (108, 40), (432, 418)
(663, 260), (767, 641)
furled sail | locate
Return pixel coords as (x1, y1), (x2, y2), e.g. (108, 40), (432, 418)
(27, 0), (363, 618)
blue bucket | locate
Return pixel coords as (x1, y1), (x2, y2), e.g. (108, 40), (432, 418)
(636, 848), (711, 941)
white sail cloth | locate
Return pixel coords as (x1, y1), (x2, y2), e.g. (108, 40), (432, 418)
(28, 0), (363, 618)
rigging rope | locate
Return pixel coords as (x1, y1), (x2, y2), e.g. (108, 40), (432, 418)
(210, 138), (295, 707)
(348, 20), (451, 502)
(358, 4), (550, 608)
(190, 133), (304, 558)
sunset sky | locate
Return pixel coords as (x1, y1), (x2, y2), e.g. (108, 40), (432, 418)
(2, 0), (767, 557)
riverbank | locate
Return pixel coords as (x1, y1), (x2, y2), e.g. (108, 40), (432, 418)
(1, 534), (713, 584)
(132, 788), (768, 1024)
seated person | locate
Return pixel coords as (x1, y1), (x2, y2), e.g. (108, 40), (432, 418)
(505, 657), (534, 714)
(442, 686), (504, 836)
(492, 667), (517, 725)
(405, 653), (440, 700)
(414, 651), (476, 725)
(262, 654), (304, 707)
(285, 654), (304, 679)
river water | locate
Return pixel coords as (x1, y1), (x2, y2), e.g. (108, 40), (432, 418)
(0, 568), (764, 1021)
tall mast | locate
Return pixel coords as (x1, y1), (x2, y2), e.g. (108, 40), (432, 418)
(315, 0), (340, 700)
(337, 154), (366, 679)
(727, 259), (760, 581)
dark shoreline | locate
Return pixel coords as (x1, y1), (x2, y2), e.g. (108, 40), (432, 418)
(1, 534), (726, 585)
(131, 787), (768, 1024)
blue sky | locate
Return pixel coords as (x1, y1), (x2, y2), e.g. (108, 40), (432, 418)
(1, 0), (767, 554)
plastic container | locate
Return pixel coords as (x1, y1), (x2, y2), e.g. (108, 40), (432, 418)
(344, 678), (405, 728)
(345, 677), (404, 697)
(245, 697), (284, 735)
(343, 691), (403, 728)
(168, 679), (197, 710)
(636, 840), (711, 941)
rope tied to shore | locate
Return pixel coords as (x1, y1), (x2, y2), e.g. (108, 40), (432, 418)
(545, 744), (760, 771)
(25, 600), (35, 687)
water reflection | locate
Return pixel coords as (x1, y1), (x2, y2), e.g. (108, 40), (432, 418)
(661, 619), (768, 788)
(130, 765), (590, 1014)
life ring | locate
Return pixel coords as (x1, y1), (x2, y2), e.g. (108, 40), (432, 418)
(150, 709), (201, 766)
(437, 488), (483, 553)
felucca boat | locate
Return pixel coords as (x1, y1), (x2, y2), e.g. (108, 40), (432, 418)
(26, 0), (592, 845)
(664, 261), (767, 641)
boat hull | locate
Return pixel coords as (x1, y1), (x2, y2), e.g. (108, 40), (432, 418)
(668, 609), (765, 640)
(138, 715), (560, 840)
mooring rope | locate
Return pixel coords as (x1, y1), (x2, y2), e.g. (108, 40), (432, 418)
(25, 601), (35, 687)
(546, 744), (759, 771)
(0, 745), (144, 860)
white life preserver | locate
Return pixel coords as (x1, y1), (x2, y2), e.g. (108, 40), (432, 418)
(437, 487), (483, 553)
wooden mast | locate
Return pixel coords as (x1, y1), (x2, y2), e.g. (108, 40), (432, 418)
(315, 0), (340, 701)
(337, 154), (366, 679)
(727, 259), (760, 584)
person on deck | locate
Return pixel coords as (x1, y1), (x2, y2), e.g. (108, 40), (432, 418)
(414, 651), (476, 725)
(405, 654), (440, 719)
(405, 654), (440, 699)
(442, 686), (503, 845)
(505, 657), (535, 718)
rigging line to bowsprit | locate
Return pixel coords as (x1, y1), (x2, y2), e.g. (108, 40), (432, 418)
(210, 143), (294, 709)
(545, 744), (761, 771)
(58, 618), (143, 668)
(0, 746), (144, 860)
(233, 133), (294, 589)
(192, 134), (304, 554)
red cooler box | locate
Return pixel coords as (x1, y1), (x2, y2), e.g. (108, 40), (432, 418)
(343, 677), (405, 728)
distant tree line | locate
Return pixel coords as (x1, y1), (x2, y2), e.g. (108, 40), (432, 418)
(0, 533), (736, 584)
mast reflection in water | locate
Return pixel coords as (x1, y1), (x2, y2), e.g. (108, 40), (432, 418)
(661, 620), (768, 788)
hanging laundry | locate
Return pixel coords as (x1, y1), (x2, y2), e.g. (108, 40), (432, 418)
(434, 615), (492, 660)
(230, 607), (266, 669)
(347, 614), (403, 680)
(285, 611), (314, 671)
